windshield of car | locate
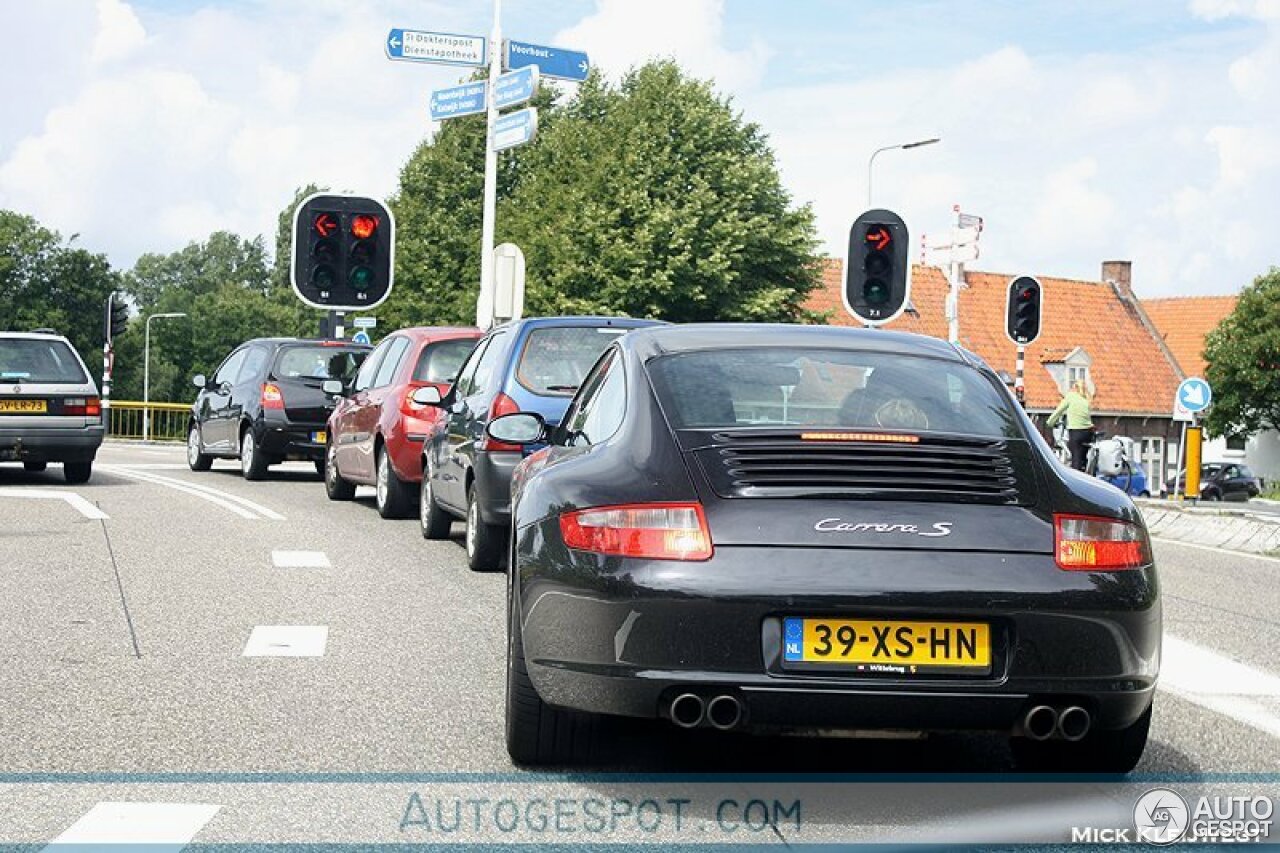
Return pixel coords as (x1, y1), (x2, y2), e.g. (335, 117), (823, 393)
(0, 338), (88, 384)
(516, 326), (629, 396)
(413, 338), (477, 384)
(646, 348), (1020, 437)
(273, 345), (367, 383)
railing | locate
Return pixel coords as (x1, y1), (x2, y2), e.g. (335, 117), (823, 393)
(106, 401), (191, 442)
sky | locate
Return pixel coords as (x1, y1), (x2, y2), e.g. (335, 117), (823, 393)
(1, 0), (1277, 297)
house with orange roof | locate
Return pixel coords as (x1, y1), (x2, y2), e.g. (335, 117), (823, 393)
(807, 259), (1187, 488)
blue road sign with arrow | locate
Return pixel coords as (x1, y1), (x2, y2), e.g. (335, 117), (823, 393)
(492, 108), (538, 151)
(386, 28), (486, 66)
(351, 330), (372, 346)
(494, 66), (539, 109)
(430, 81), (487, 121)
(505, 40), (589, 82)
(1177, 377), (1212, 413)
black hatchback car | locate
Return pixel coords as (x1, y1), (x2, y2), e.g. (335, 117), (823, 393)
(1165, 461), (1262, 501)
(491, 325), (1160, 771)
(187, 338), (369, 479)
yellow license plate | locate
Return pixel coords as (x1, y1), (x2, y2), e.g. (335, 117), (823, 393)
(783, 618), (990, 673)
(0, 399), (47, 414)
(311, 431), (327, 444)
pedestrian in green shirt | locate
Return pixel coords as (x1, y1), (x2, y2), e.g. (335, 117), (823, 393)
(1047, 380), (1094, 471)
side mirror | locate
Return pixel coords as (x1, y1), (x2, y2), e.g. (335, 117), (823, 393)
(192, 374), (207, 389)
(322, 379), (344, 397)
(411, 386), (444, 406)
(487, 412), (546, 445)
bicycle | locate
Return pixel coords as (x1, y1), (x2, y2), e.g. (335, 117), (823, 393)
(1051, 422), (1135, 494)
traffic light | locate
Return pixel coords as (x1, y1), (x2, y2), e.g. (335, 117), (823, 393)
(1005, 275), (1043, 345)
(844, 209), (910, 325)
(106, 291), (129, 342)
(291, 193), (395, 310)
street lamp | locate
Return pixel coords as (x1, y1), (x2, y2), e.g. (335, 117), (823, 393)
(867, 137), (941, 207)
(143, 312), (188, 442)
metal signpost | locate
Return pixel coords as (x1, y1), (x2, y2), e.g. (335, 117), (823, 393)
(387, 3), (588, 330)
(921, 206), (983, 344)
(492, 243), (526, 324)
(1172, 377), (1212, 501)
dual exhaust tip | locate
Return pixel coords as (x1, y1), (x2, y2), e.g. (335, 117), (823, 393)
(1023, 704), (1091, 742)
(670, 692), (743, 730)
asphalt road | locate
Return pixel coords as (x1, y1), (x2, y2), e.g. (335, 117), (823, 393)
(2, 442), (1279, 846)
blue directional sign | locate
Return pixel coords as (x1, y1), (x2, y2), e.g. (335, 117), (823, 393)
(494, 66), (539, 110)
(351, 330), (372, 346)
(430, 81), (487, 121)
(386, 28), (486, 67)
(492, 108), (538, 151)
(505, 40), (590, 82)
(1177, 377), (1212, 413)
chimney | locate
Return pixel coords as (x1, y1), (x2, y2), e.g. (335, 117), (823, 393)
(1102, 260), (1132, 292)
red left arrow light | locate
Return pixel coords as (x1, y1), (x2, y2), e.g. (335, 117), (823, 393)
(313, 213), (339, 238)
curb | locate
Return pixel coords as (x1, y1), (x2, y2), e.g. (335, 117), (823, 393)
(1137, 501), (1280, 557)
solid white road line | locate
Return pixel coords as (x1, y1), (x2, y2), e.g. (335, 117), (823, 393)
(242, 625), (328, 657)
(47, 801), (220, 847)
(271, 549), (330, 568)
(1153, 536), (1280, 563)
(0, 488), (109, 520)
(99, 463), (190, 470)
(99, 465), (286, 521)
(1161, 634), (1280, 739)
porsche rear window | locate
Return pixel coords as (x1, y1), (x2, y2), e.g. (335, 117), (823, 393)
(0, 339), (88, 384)
(646, 348), (1020, 437)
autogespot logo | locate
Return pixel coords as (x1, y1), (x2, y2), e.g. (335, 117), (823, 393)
(1134, 788), (1190, 845)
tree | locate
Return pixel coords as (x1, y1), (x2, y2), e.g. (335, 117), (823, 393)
(1204, 267), (1280, 438)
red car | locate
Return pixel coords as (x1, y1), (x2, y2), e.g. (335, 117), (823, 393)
(324, 327), (481, 518)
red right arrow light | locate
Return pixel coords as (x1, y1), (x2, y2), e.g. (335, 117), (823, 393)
(866, 226), (891, 251)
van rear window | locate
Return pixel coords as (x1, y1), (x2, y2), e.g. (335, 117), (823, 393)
(0, 339), (88, 384)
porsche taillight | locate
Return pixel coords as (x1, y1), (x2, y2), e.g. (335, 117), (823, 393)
(1054, 514), (1151, 571)
(560, 503), (713, 561)
(480, 392), (522, 452)
(261, 383), (285, 410)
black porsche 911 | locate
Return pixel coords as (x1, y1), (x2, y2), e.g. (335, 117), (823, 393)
(489, 324), (1159, 771)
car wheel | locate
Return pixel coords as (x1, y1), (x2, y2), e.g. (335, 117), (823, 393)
(466, 483), (505, 572)
(1011, 703), (1151, 773)
(1206, 491), (1221, 502)
(187, 424), (213, 472)
(239, 427), (270, 481)
(324, 440), (355, 501)
(1139, 490), (1150, 498)
(505, 582), (599, 766)
(23, 461), (47, 472)
(419, 464), (453, 540)
(313, 459), (325, 478)
(375, 444), (415, 519)
(63, 461), (92, 484)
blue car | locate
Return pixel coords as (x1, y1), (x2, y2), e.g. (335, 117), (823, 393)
(1101, 460), (1150, 497)
(418, 316), (665, 571)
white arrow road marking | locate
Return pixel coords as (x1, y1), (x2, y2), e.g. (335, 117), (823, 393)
(272, 550), (330, 568)
(0, 488), (108, 520)
(98, 465), (285, 520)
(1160, 634), (1280, 739)
(46, 801), (220, 848)
(242, 625), (328, 657)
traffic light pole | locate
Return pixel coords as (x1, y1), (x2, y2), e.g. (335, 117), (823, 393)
(476, 0), (503, 330)
(1015, 345), (1025, 405)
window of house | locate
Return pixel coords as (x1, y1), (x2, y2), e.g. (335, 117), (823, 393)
(1226, 434), (1248, 451)
(1067, 365), (1089, 387)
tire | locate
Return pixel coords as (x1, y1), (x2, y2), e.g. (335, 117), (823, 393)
(63, 461), (92, 484)
(23, 461), (47, 472)
(1011, 703), (1151, 773)
(419, 462), (453, 539)
(324, 440), (355, 501)
(239, 426), (271, 481)
(1206, 491), (1221, 502)
(187, 424), (213, 471)
(313, 459), (325, 478)
(505, 580), (599, 766)
(466, 483), (505, 572)
(375, 444), (415, 519)
(1139, 491), (1151, 498)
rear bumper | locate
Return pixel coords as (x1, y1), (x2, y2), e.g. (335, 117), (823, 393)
(474, 450), (522, 527)
(0, 425), (104, 462)
(514, 534), (1161, 734)
(254, 420), (327, 461)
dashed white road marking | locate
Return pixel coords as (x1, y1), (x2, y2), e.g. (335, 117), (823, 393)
(99, 465), (285, 520)
(0, 488), (109, 520)
(1161, 634), (1280, 739)
(46, 801), (220, 848)
(272, 549), (330, 568)
(242, 625), (328, 657)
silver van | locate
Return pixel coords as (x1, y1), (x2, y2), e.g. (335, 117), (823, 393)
(0, 332), (105, 483)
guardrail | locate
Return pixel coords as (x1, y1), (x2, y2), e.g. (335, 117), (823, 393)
(106, 400), (191, 442)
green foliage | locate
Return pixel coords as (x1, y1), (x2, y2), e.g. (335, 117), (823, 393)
(0, 210), (120, 373)
(1204, 267), (1280, 438)
(389, 61), (820, 326)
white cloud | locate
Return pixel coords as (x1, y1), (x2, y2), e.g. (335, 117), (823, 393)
(555, 0), (771, 92)
(90, 0), (146, 65)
